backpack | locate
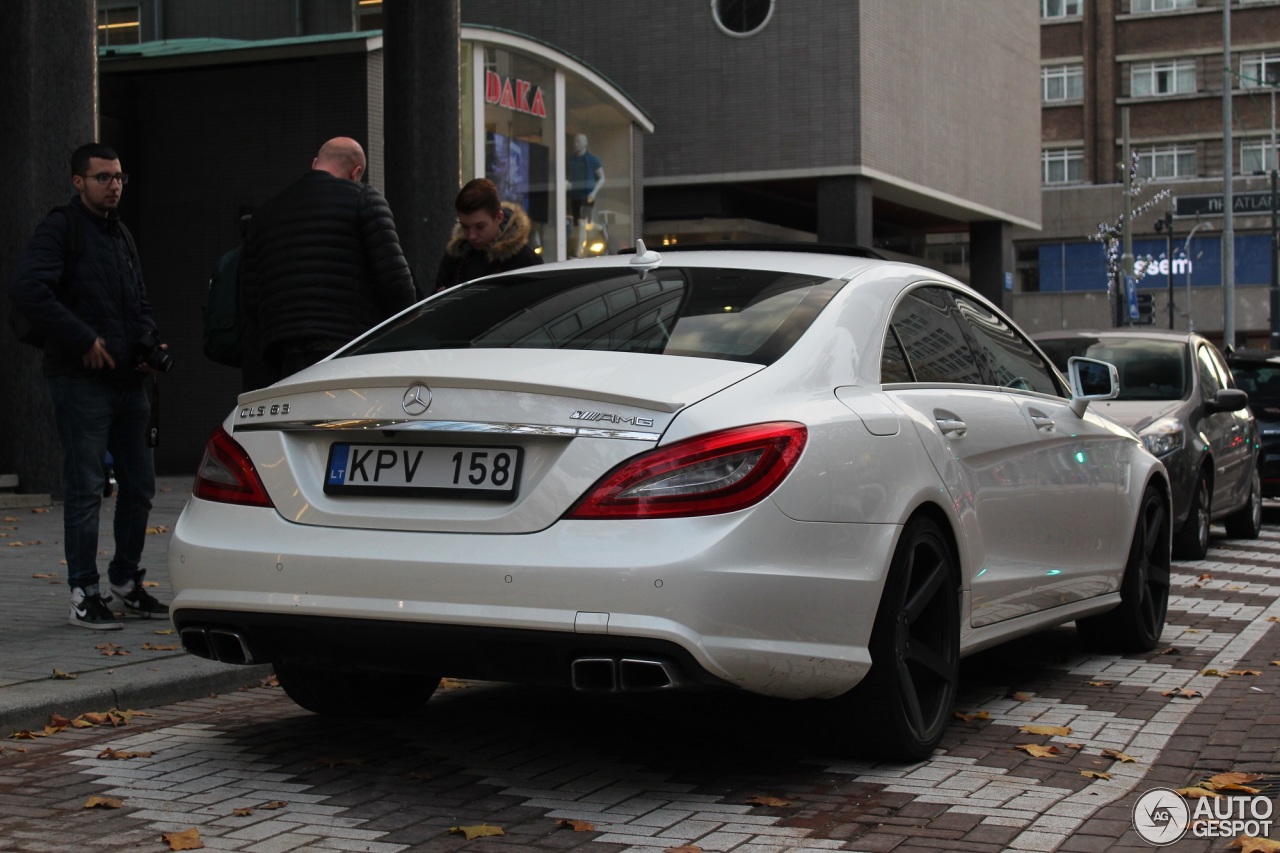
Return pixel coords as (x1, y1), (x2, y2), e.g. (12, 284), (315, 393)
(9, 205), (137, 349)
(202, 245), (242, 367)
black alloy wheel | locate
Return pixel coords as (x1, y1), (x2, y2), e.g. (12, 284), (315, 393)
(1173, 472), (1211, 560)
(1078, 485), (1171, 652)
(847, 516), (960, 761)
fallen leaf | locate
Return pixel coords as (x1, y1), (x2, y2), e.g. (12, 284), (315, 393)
(142, 643), (179, 651)
(48, 713), (71, 728)
(1203, 669), (1229, 677)
(1063, 742), (1085, 750)
(1019, 724), (1071, 737)
(145, 526), (169, 535)
(98, 747), (153, 760)
(2, 516), (18, 522)
(1271, 661), (1280, 666)
(557, 819), (596, 832)
(8, 730), (43, 740)
(51, 669), (76, 680)
(142, 581), (160, 588)
(258, 674), (279, 688)
(953, 710), (989, 722)
(313, 755), (363, 769)
(8, 542), (27, 547)
(1011, 691), (1034, 701)
(31, 507), (49, 514)
(746, 795), (793, 807)
(1086, 680), (1113, 687)
(1015, 744), (1062, 758)
(43, 723), (67, 736)
(1228, 835), (1280, 852)
(162, 828), (204, 850)
(1176, 786), (1222, 799)
(232, 807), (254, 816)
(1162, 688), (1202, 699)
(261, 801), (287, 810)
(1160, 646), (1180, 655)
(438, 678), (469, 689)
(84, 795), (123, 809)
(1102, 749), (1137, 763)
(154, 629), (175, 635)
(31, 572), (57, 579)
(1080, 770), (1111, 780)
(1226, 669), (1262, 677)
(1209, 772), (1263, 788)
(95, 643), (130, 657)
(449, 824), (504, 841)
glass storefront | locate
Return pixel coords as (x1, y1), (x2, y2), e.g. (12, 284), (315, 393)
(465, 30), (649, 261)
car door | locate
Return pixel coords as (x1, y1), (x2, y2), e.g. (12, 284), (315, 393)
(950, 293), (1126, 619)
(1197, 343), (1253, 515)
(880, 285), (1044, 626)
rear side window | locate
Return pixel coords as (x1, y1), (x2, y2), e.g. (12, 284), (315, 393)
(340, 268), (844, 366)
(952, 295), (1062, 396)
(884, 287), (984, 385)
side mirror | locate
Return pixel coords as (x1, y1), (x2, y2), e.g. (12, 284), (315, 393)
(1068, 356), (1119, 417)
(1208, 388), (1249, 413)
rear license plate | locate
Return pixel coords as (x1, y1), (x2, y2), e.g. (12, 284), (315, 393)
(324, 443), (522, 499)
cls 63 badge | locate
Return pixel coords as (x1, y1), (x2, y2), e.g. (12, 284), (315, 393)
(239, 403), (291, 419)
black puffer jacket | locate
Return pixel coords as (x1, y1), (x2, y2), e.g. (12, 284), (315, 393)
(240, 170), (417, 360)
(8, 198), (155, 383)
(434, 201), (543, 291)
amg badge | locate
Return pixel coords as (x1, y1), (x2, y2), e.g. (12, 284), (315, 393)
(570, 410), (654, 427)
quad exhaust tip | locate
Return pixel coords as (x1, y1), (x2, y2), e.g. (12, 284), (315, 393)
(571, 656), (679, 692)
(180, 627), (255, 666)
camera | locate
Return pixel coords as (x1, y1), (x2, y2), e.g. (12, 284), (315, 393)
(137, 333), (174, 373)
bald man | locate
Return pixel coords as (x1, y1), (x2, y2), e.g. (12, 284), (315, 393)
(239, 137), (418, 389)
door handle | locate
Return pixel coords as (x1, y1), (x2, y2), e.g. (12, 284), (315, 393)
(936, 418), (967, 437)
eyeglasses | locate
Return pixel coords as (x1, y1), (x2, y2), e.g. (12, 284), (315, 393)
(85, 173), (128, 186)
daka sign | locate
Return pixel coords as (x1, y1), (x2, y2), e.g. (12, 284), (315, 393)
(484, 71), (547, 117)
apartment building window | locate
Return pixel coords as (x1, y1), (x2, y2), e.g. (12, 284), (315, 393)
(354, 0), (382, 32)
(1043, 149), (1084, 184)
(1129, 0), (1195, 12)
(1130, 60), (1196, 97)
(1242, 140), (1278, 174)
(1043, 64), (1084, 101)
(1136, 145), (1197, 179)
(1042, 0), (1082, 18)
(1240, 52), (1280, 89)
(97, 5), (140, 46)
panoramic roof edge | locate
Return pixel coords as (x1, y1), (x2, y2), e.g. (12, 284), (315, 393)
(617, 242), (886, 260)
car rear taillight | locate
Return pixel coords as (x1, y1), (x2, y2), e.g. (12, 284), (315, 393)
(566, 422), (807, 519)
(192, 425), (274, 508)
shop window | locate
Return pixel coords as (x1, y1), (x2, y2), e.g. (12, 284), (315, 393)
(1042, 0), (1082, 18)
(713, 0), (775, 37)
(354, 0), (382, 32)
(1130, 60), (1196, 97)
(98, 5), (140, 46)
(1043, 64), (1083, 102)
(1043, 149), (1084, 184)
(566, 83), (633, 258)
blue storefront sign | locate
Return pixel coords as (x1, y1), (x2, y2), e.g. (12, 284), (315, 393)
(1038, 234), (1272, 292)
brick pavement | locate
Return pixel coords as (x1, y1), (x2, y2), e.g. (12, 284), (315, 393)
(3, 518), (1280, 850)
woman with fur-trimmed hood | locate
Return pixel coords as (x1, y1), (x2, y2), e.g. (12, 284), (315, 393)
(434, 178), (543, 292)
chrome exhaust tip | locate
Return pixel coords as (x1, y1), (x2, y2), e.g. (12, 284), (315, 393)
(619, 658), (678, 691)
(570, 657), (618, 692)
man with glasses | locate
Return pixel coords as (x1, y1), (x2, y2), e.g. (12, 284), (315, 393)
(8, 143), (169, 629)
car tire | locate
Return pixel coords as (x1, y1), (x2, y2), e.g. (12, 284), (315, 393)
(1172, 471), (1211, 560)
(1224, 467), (1263, 540)
(274, 661), (440, 717)
(1077, 485), (1170, 653)
(843, 516), (959, 761)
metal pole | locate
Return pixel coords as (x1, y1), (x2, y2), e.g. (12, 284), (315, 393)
(1271, 167), (1279, 349)
(1120, 108), (1133, 328)
(1166, 212), (1175, 329)
(1223, 4), (1236, 348)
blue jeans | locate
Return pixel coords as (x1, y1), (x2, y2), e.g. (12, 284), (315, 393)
(47, 375), (156, 590)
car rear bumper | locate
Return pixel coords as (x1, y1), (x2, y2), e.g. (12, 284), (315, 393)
(168, 497), (897, 700)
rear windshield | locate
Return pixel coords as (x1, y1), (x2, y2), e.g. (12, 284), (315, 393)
(1038, 338), (1190, 401)
(339, 267), (844, 366)
(1228, 361), (1280, 403)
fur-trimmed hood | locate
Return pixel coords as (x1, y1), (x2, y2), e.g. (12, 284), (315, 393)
(444, 201), (534, 262)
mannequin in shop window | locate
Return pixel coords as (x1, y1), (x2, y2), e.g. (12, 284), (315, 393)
(567, 133), (604, 256)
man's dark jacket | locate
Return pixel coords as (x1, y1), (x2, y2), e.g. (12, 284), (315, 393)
(434, 201), (543, 291)
(240, 170), (417, 371)
(9, 198), (155, 383)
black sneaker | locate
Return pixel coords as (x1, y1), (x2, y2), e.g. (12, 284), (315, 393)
(108, 569), (169, 618)
(103, 466), (116, 498)
(69, 586), (124, 631)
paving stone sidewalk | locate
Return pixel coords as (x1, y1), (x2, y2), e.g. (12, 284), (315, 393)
(0, 476), (270, 735)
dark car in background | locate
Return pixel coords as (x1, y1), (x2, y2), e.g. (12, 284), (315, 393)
(1035, 330), (1261, 559)
(1225, 349), (1280, 497)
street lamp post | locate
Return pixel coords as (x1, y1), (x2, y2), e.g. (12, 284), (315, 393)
(1155, 210), (1175, 329)
(1270, 70), (1279, 349)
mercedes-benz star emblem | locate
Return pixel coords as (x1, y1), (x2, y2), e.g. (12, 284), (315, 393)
(401, 384), (432, 416)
